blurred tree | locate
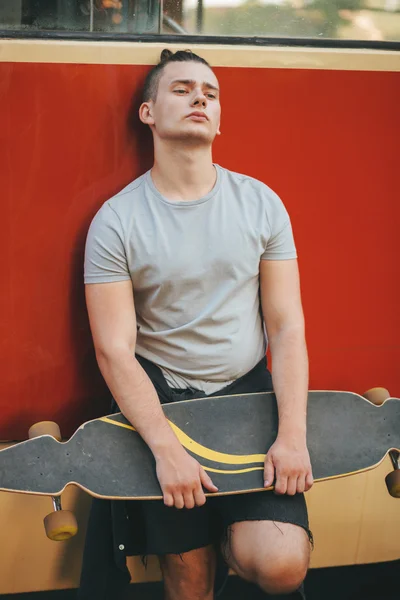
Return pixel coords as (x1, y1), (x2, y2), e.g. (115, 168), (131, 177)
(311, 0), (365, 36)
(186, 0), (400, 40)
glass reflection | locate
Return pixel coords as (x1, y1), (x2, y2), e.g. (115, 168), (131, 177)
(0, 0), (399, 40)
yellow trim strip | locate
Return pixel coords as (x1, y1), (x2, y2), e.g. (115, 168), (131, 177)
(167, 420), (265, 464)
(203, 465), (264, 475)
(101, 417), (136, 431)
(100, 416), (266, 465)
(0, 40), (399, 71)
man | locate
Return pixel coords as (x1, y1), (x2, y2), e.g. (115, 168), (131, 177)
(83, 49), (314, 600)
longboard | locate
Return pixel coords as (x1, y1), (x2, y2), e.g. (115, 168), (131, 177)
(1, 391), (399, 500)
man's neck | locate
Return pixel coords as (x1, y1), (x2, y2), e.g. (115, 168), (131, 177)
(151, 142), (216, 201)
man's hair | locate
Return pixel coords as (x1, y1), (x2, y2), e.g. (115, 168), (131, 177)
(142, 49), (211, 103)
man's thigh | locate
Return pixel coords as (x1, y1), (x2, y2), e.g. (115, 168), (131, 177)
(214, 490), (312, 571)
(215, 491), (312, 598)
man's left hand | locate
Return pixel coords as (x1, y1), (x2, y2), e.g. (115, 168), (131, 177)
(264, 435), (314, 495)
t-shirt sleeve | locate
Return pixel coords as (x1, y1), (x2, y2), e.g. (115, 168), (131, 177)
(84, 203), (131, 284)
(261, 187), (297, 261)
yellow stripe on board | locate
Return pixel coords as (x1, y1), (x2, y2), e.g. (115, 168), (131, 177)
(100, 416), (266, 465)
(167, 420), (265, 464)
(101, 417), (135, 431)
(202, 465), (265, 475)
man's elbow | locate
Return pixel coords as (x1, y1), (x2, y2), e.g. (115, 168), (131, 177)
(94, 340), (135, 365)
(267, 320), (305, 344)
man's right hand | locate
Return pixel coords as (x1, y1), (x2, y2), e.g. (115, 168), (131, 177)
(156, 446), (218, 509)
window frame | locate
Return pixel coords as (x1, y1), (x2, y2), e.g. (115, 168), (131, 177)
(1, 29), (400, 50)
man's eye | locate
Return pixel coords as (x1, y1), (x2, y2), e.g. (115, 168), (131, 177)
(174, 89), (187, 94)
(207, 93), (216, 99)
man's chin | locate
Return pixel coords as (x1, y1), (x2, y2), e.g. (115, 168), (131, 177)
(162, 129), (216, 146)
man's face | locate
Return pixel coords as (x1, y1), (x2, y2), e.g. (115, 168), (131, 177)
(142, 61), (221, 144)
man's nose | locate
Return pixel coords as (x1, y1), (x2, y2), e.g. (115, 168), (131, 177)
(191, 90), (207, 107)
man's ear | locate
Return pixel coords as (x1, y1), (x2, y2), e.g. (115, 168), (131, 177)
(139, 102), (155, 126)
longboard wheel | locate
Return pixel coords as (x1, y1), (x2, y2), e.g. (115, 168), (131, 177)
(44, 510), (78, 541)
(362, 387), (390, 406)
(28, 421), (61, 441)
(385, 470), (400, 499)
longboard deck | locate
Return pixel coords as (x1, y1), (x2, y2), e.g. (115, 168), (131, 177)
(0, 391), (399, 500)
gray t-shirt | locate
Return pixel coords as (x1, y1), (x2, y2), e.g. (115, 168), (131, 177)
(84, 165), (297, 393)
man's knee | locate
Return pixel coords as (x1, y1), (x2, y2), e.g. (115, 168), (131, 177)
(233, 550), (308, 595)
(253, 555), (307, 595)
(224, 520), (310, 595)
(160, 548), (215, 600)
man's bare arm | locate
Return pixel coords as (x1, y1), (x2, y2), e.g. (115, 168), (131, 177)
(85, 281), (217, 507)
(259, 259), (313, 495)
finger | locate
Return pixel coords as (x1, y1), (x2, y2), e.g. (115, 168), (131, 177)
(274, 472), (288, 495)
(296, 474), (306, 494)
(173, 493), (185, 510)
(305, 471), (314, 491)
(183, 491), (196, 510)
(163, 492), (174, 507)
(200, 468), (218, 492)
(264, 458), (275, 488)
(286, 475), (298, 496)
(193, 483), (207, 507)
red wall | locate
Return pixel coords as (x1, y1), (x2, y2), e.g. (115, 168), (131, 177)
(0, 62), (399, 439)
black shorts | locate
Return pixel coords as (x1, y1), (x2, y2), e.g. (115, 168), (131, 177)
(114, 355), (312, 558)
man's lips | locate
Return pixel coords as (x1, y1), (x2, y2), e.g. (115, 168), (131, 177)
(186, 112), (208, 121)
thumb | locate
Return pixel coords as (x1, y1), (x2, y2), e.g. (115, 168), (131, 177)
(264, 457), (275, 488)
(200, 467), (219, 492)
